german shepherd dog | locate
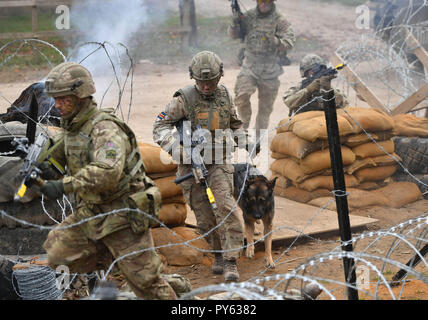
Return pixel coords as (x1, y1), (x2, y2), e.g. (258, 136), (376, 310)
(233, 163), (277, 268)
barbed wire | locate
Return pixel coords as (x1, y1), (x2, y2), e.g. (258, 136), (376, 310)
(1, 8), (427, 299)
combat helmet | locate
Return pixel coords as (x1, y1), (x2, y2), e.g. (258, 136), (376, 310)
(45, 62), (96, 98)
(189, 51), (224, 81)
(299, 54), (325, 78)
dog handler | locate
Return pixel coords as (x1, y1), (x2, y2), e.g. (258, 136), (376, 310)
(153, 51), (259, 281)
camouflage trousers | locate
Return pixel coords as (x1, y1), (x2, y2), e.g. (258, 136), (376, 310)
(43, 213), (177, 300)
(178, 163), (243, 260)
(234, 71), (280, 130)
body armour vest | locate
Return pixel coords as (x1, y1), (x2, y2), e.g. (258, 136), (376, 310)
(174, 84), (232, 132)
(173, 85), (234, 162)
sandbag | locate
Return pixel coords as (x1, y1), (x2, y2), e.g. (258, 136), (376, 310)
(357, 181), (384, 190)
(344, 131), (395, 148)
(354, 165), (398, 182)
(299, 146), (356, 174)
(162, 194), (186, 205)
(151, 227), (210, 266)
(276, 111), (324, 134)
(340, 107), (395, 133)
(307, 197), (336, 211)
(153, 176), (183, 199)
(309, 188), (387, 210)
(274, 185), (331, 203)
(138, 142), (177, 174)
(152, 203), (187, 228)
(148, 170), (178, 180)
(347, 188), (388, 208)
(297, 174), (359, 192)
(274, 185), (312, 203)
(393, 114), (428, 137)
(374, 182), (421, 208)
(292, 115), (356, 142)
(352, 140), (395, 159)
(269, 173), (290, 189)
(270, 132), (328, 159)
(309, 182), (421, 209)
(345, 153), (401, 175)
(271, 152), (288, 159)
(172, 226), (211, 253)
(270, 159), (314, 183)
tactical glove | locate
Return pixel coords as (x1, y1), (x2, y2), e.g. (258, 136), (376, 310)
(38, 161), (59, 180)
(319, 75), (335, 91)
(305, 79), (321, 93)
(40, 180), (65, 200)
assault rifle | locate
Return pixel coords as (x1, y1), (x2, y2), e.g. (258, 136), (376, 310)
(230, 0), (245, 41)
(301, 63), (346, 90)
(173, 120), (217, 211)
(12, 133), (48, 201)
(12, 132), (65, 201)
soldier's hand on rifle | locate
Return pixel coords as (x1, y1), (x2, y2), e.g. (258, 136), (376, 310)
(306, 78), (321, 93)
(39, 161), (59, 180)
(40, 180), (65, 200)
(319, 74), (335, 91)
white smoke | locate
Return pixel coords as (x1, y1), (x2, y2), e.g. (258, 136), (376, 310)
(67, 0), (167, 112)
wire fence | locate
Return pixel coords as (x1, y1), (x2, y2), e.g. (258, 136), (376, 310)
(0, 2), (427, 300)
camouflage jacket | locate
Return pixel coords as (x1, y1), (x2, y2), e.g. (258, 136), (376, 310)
(283, 83), (349, 116)
(48, 100), (147, 238)
(228, 4), (295, 79)
(153, 84), (248, 164)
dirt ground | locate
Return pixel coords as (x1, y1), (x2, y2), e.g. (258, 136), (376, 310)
(1, 0), (427, 300)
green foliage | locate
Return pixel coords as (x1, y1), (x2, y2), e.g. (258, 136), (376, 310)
(0, 14), (66, 68)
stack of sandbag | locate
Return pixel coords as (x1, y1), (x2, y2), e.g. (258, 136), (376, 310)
(392, 114), (428, 137)
(338, 107), (399, 187)
(270, 110), (358, 203)
(270, 107), (421, 208)
(138, 142), (187, 227)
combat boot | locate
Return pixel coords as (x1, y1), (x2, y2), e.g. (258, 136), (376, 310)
(224, 258), (239, 282)
(212, 253), (224, 275)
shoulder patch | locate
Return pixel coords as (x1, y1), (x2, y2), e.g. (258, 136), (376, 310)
(157, 111), (167, 120)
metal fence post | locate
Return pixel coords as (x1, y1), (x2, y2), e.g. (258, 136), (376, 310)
(322, 88), (359, 300)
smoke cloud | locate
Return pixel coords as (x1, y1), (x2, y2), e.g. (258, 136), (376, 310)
(67, 0), (167, 110)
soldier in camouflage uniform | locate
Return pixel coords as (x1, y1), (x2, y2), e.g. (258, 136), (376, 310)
(153, 51), (257, 282)
(228, 0), (295, 131)
(283, 54), (349, 116)
(39, 62), (181, 299)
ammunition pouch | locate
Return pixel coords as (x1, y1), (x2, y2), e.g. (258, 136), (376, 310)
(128, 183), (161, 234)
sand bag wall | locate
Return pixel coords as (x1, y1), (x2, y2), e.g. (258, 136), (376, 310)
(270, 108), (421, 208)
(138, 142), (187, 227)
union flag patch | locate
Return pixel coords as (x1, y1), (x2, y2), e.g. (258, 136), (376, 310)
(157, 111), (167, 120)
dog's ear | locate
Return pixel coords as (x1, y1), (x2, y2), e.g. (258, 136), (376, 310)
(269, 177), (278, 190)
